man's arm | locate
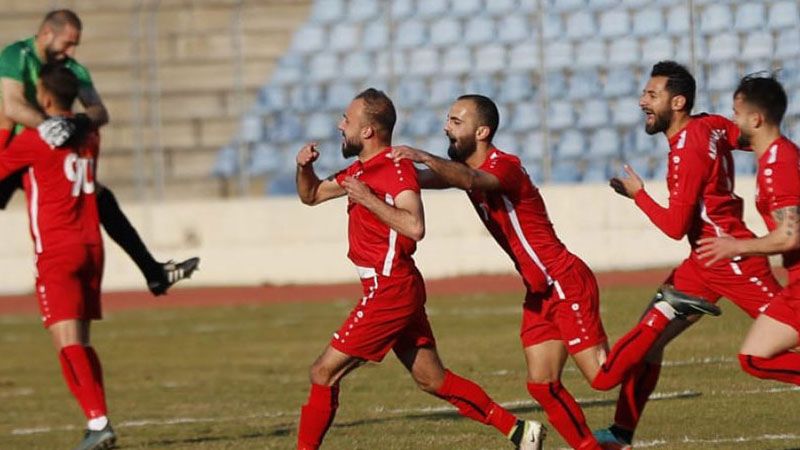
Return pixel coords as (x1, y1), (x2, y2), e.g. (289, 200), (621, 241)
(1, 78), (45, 127)
(697, 206), (800, 265)
(0, 131), (34, 179)
(77, 85), (109, 127)
(295, 143), (345, 205)
(417, 168), (452, 190)
(392, 145), (501, 191)
(342, 176), (425, 241)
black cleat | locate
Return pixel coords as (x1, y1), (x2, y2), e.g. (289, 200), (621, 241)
(148, 257), (200, 296)
(656, 284), (721, 317)
(74, 424), (116, 450)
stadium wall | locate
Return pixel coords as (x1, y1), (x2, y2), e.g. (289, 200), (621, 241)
(0, 177), (770, 295)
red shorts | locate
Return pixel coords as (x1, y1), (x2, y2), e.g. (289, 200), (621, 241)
(763, 280), (800, 335)
(521, 258), (608, 354)
(330, 267), (436, 362)
(667, 255), (779, 318)
(35, 244), (104, 328)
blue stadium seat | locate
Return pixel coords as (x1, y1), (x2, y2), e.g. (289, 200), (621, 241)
(700, 4), (733, 34)
(272, 114), (304, 143)
(582, 161), (609, 183)
(524, 160), (544, 184)
(612, 97), (641, 126)
(391, 0), (414, 20)
(291, 25), (326, 54)
(271, 54), (305, 86)
(703, 33), (739, 64)
(464, 17), (496, 45)
(543, 14), (564, 40)
(568, 70), (601, 100)
(420, 135), (448, 155)
(212, 145), (238, 178)
(589, 129), (620, 157)
(634, 127), (662, 154)
(769, 1), (800, 29)
(497, 15), (532, 44)
(394, 19), (427, 48)
(305, 112), (335, 140)
(675, 36), (691, 64)
(779, 59), (800, 88)
(604, 67), (637, 97)
(475, 45), (506, 74)
(575, 40), (606, 68)
(734, 3), (765, 31)
(712, 93), (734, 117)
(599, 10), (630, 38)
(487, 0), (519, 16)
(429, 76), (463, 106)
(430, 18), (461, 46)
(309, 52), (340, 82)
(257, 86), (288, 113)
(741, 32), (773, 61)
(266, 173), (298, 196)
(508, 42), (539, 71)
(347, 0), (381, 22)
(579, 100), (610, 129)
(395, 78), (429, 108)
(328, 23), (359, 52)
(546, 71), (567, 100)
(787, 87), (800, 115)
(550, 159), (582, 183)
(558, 130), (585, 158)
(409, 47), (440, 76)
(549, 0), (585, 13)
(362, 21), (390, 50)
(248, 143), (281, 176)
(732, 150), (756, 175)
(510, 101), (542, 132)
(441, 47), (472, 75)
(327, 82), (357, 109)
(706, 62), (738, 92)
(499, 73), (535, 103)
(640, 36), (673, 64)
(566, 10), (596, 39)
(309, 0), (345, 24)
(417, 0), (449, 18)
(521, 131), (546, 161)
(290, 84), (324, 110)
(451, 0), (483, 17)
(406, 109), (440, 136)
(651, 158), (668, 180)
(667, 5), (690, 34)
(621, 0), (649, 7)
(587, 0), (620, 10)
(632, 8), (663, 36)
(342, 52), (373, 80)
(240, 115), (263, 143)
(544, 40), (572, 70)
(789, 120), (800, 144)
(548, 101), (574, 129)
(624, 155), (652, 180)
(493, 132), (520, 155)
(608, 36), (638, 66)
(465, 75), (497, 97)
(775, 29), (800, 59)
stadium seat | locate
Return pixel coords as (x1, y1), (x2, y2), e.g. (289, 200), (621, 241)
(409, 47), (440, 76)
(599, 10), (630, 38)
(266, 173), (298, 196)
(487, 0), (519, 16)
(667, 5), (690, 34)
(374, 51), (407, 78)
(510, 101), (542, 132)
(417, 0), (449, 18)
(579, 100), (610, 129)
(342, 52), (373, 80)
(550, 159), (582, 183)
(451, 0), (483, 17)
(394, 19), (427, 48)
(632, 8), (664, 36)
(548, 101), (574, 130)
(247, 143), (281, 176)
(734, 3), (765, 31)
(641, 35), (674, 64)
(675, 36), (691, 64)
(291, 25), (326, 54)
(558, 130), (585, 158)
(406, 109), (440, 136)
(521, 131), (546, 161)
(441, 46), (473, 75)
(582, 161), (609, 183)
(508, 42), (539, 71)
(308, 53), (340, 82)
(587, 0), (620, 10)
(466, 75), (498, 97)
(544, 40), (572, 70)
(475, 45), (506, 74)
(625, 155), (651, 180)
(575, 40), (606, 68)
(288, 84), (324, 111)
(566, 10), (596, 39)
(497, 15), (532, 44)
(420, 134), (447, 154)
(391, 0), (415, 20)
(589, 129), (621, 157)
(429, 76), (463, 106)
(272, 114), (304, 143)
(257, 86), (288, 113)
(634, 127), (662, 154)
(769, 1), (800, 29)
(328, 23), (360, 52)
(542, 14), (564, 40)
(732, 150), (756, 175)
(712, 93), (734, 117)
(775, 28), (800, 59)
(549, 0), (586, 13)
(494, 131), (520, 155)
(305, 112), (335, 140)
(362, 21), (390, 50)
(212, 145), (238, 178)
(611, 97), (641, 126)
(779, 59), (800, 88)
(346, 0), (381, 22)
(621, 0), (649, 7)
(430, 18), (461, 47)
(604, 67), (637, 97)
(326, 82), (357, 109)
(546, 71), (567, 100)
(706, 62), (738, 92)
(787, 88), (800, 116)
(395, 78), (429, 108)
(499, 73), (535, 103)
(700, 4), (733, 34)
(239, 115), (263, 144)
(651, 158), (668, 180)
(741, 32), (773, 61)
(608, 36), (638, 66)
(464, 17), (496, 45)
(703, 33), (739, 64)
(309, 0), (345, 24)
(568, 69), (601, 100)
(524, 160), (544, 184)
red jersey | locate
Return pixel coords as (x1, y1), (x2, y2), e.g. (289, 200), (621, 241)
(468, 148), (577, 294)
(635, 114), (756, 268)
(335, 148), (419, 277)
(755, 136), (800, 281)
(0, 128), (101, 254)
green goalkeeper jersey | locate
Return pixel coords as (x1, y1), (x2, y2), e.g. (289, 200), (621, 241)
(0, 36), (94, 134)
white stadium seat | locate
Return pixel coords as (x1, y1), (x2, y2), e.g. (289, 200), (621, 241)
(734, 3), (765, 31)
(599, 10), (630, 38)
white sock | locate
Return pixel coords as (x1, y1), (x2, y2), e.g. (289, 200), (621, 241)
(653, 301), (677, 320)
(88, 416), (108, 431)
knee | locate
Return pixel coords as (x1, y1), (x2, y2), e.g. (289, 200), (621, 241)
(413, 371), (444, 394)
(308, 361), (335, 386)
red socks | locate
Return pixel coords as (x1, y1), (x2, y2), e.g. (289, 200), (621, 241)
(613, 361), (661, 433)
(527, 381), (599, 450)
(297, 384), (339, 450)
(739, 353), (800, 385)
(435, 369), (517, 435)
(58, 345), (107, 419)
(591, 309), (670, 390)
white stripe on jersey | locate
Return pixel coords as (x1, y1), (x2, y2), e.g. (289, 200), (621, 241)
(699, 200), (742, 275)
(382, 193), (397, 276)
(767, 144), (778, 164)
(28, 168), (43, 253)
(502, 195), (553, 285)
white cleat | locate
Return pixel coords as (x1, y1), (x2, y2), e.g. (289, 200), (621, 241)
(517, 419), (546, 450)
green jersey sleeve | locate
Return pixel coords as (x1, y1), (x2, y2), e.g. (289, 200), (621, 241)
(0, 41), (27, 82)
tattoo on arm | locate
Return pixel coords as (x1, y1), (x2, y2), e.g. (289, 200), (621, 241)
(772, 206), (800, 236)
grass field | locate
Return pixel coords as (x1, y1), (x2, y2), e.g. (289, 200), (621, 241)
(1, 285), (799, 450)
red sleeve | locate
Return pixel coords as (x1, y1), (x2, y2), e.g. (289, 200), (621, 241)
(386, 158), (419, 197)
(0, 129), (10, 150)
(0, 129), (37, 179)
(634, 129), (710, 240)
(480, 156), (523, 193)
(766, 153), (800, 212)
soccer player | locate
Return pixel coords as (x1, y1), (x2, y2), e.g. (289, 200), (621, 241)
(0, 63), (114, 450)
(697, 74), (800, 386)
(597, 61), (782, 448)
(391, 94), (719, 450)
(294, 88), (545, 450)
(0, 9), (198, 296)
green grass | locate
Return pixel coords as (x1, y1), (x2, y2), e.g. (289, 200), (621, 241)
(1, 286), (799, 449)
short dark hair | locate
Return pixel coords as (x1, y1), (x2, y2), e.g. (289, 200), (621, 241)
(354, 88), (396, 140)
(39, 62), (79, 110)
(41, 9), (82, 33)
(651, 60), (696, 112)
(734, 73), (787, 126)
(457, 94), (500, 141)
